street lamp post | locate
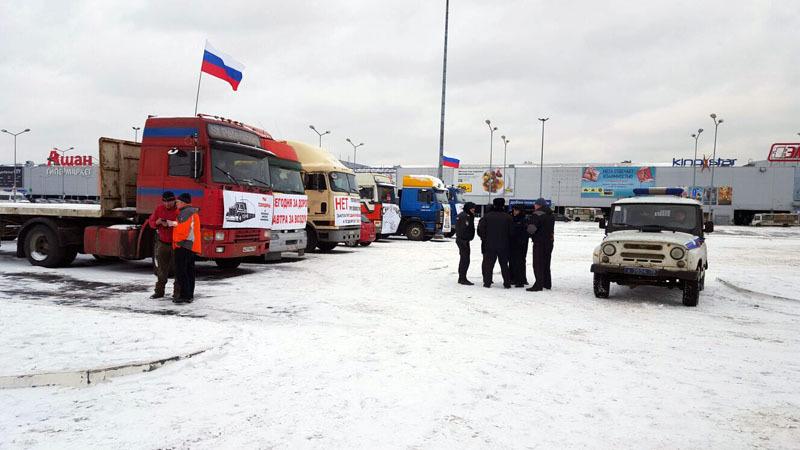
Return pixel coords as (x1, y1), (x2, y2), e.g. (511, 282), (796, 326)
(132, 126), (141, 143)
(1, 128), (31, 202)
(538, 117), (549, 198)
(53, 146), (74, 199)
(485, 119), (497, 199)
(436, 0), (450, 181)
(709, 114), (724, 219)
(309, 125), (331, 148)
(690, 128), (704, 189)
(501, 135), (510, 194)
(345, 138), (364, 166)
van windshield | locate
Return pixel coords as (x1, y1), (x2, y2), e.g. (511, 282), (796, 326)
(611, 203), (700, 234)
(212, 144), (271, 188)
(329, 172), (358, 194)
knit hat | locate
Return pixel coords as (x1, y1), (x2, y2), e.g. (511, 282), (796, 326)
(534, 197), (548, 207)
(492, 197), (506, 209)
(162, 191), (175, 201)
(464, 202), (476, 211)
(177, 193), (192, 203)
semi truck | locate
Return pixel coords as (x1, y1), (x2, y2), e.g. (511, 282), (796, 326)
(0, 115), (279, 268)
(356, 172), (401, 239)
(286, 140), (361, 251)
(396, 175), (448, 241)
(444, 186), (465, 237)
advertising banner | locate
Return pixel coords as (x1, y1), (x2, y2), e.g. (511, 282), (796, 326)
(692, 186), (733, 205)
(580, 166), (656, 198)
(271, 193), (308, 230)
(381, 203), (401, 234)
(442, 204), (452, 233)
(222, 190), (273, 229)
(0, 166), (23, 189)
(768, 143), (800, 162)
(334, 196), (361, 227)
(455, 167), (515, 195)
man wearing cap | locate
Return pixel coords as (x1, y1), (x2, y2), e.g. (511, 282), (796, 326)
(509, 204), (530, 287)
(527, 198), (555, 292)
(455, 201), (477, 285)
(172, 193), (201, 304)
(477, 197), (513, 288)
(146, 191), (179, 299)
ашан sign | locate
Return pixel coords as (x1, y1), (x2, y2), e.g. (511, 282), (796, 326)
(46, 150), (93, 166)
(768, 143), (800, 162)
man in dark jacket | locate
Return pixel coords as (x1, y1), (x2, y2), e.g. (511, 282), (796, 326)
(527, 197), (555, 292)
(509, 204), (529, 287)
(455, 202), (477, 285)
(477, 197), (513, 288)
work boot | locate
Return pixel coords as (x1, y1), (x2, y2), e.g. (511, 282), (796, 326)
(150, 293), (164, 299)
(514, 284), (525, 288)
(483, 283), (491, 288)
(503, 283), (512, 289)
(458, 279), (474, 286)
(526, 285), (543, 292)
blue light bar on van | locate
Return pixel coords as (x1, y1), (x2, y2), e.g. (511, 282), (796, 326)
(633, 187), (685, 196)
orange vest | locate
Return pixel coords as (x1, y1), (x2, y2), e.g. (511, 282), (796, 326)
(172, 206), (202, 253)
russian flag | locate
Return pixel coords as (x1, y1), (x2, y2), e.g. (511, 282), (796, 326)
(201, 41), (245, 91)
(442, 155), (460, 168)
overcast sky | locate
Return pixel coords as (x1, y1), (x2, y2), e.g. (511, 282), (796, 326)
(1, 0), (798, 168)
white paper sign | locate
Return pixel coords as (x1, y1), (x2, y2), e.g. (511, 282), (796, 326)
(223, 190), (273, 229)
(442, 204), (452, 233)
(272, 193), (308, 230)
(381, 203), (401, 234)
(334, 196), (361, 227)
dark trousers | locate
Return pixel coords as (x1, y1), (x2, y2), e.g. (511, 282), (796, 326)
(532, 240), (553, 289)
(456, 238), (471, 281)
(482, 247), (511, 286)
(174, 247), (196, 300)
(153, 240), (178, 297)
(510, 239), (529, 285)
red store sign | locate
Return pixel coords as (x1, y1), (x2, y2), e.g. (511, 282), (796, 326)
(768, 143), (800, 162)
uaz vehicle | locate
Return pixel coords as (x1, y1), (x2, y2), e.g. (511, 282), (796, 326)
(590, 188), (714, 307)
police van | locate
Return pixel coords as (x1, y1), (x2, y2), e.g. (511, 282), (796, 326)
(590, 188), (714, 306)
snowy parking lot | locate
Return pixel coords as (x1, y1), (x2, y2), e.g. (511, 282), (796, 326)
(1, 222), (799, 448)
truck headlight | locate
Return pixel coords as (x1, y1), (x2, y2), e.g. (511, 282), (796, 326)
(670, 247), (685, 260)
(214, 231), (225, 241)
(263, 230), (271, 239)
(602, 243), (616, 256)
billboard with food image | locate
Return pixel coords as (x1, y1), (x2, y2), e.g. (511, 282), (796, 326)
(580, 166), (656, 198)
(455, 167), (514, 195)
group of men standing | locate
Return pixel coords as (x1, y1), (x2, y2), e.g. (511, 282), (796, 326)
(147, 191), (202, 304)
(455, 197), (555, 291)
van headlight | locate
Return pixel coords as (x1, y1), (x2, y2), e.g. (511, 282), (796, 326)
(602, 243), (616, 256)
(670, 247), (685, 260)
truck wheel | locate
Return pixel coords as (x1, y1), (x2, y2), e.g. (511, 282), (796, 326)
(593, 273), (610, 298)
(25, 225), (66, 268)
(215, 258), (242, 270)
(317, 242), (337, 252)
(305, 227), (318, 252)
(62, 247), (78, 267)
(359, 241), (371, 247)
(406, 223), (425, 241)
(682, 279), (700, 307)
(574, 217), (581, 222)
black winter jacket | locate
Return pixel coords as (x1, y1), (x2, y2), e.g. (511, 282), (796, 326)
(511, 213), (529, 245)
(455, 211), (475, 241)
(528, 207), (555, 244)
(477, 209), (514, 250)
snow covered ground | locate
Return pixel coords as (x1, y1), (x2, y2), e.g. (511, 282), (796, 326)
(1, 222), (799, 448)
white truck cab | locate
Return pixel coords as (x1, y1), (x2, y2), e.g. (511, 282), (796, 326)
(591, 189), (714, 306)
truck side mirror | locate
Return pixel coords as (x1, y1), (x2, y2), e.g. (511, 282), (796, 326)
(598, 218), (607, 229)
(704, 221), (714, 233)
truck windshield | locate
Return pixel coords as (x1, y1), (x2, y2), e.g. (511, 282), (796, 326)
(377, 184), (397, 204)
(329, 172), (358, 194)
(269, 165), (304, 194)
(612, 203), (699, 234)
(435, 190), (448, 203)
(212, 145), (271, 188)
(451, 190), (465, 203)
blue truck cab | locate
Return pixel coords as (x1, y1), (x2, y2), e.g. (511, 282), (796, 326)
(445, 186), (466, 237)
(397, 175), (449, 241)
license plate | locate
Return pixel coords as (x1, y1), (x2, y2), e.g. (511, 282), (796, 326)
(286, 240), (297, 245)
(624, 267), (657, 276)
(242, 246), (257, 253)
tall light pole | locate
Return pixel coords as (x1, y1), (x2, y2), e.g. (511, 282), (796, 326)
(53, 146), (74, 199)
(132, 126), (141, 143)
(436, 0), (450, 181)
(310, 125), (331, 148)
(1, 128), (31, 202)
(538, 117), (549, 198)
(709, 114), (724, 219)
(485, 119), (498, 199)
(345, 138), (364, 166)
(690, 128), (703, 189)
(501, 135), (510, 194)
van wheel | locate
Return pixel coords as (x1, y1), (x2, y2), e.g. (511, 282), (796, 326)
(593, 273), (610, 298)
(574, 217), (581, 222)
(406, 223), (425, 241)
(317, 242), (337, 252)
(682, 279), (700, 307)
(25, 225), (65, 268)
(215, 258), (242, 270)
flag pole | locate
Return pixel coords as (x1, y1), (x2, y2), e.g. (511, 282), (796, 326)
(193, 70), (203, 116)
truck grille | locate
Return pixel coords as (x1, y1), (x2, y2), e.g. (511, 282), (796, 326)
(620, 252), (665, 263)
(623, 243), (663, 251)
(233, 229), (262, 242)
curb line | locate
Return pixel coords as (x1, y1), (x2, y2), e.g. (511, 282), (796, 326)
(717, 278), (800, 303)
